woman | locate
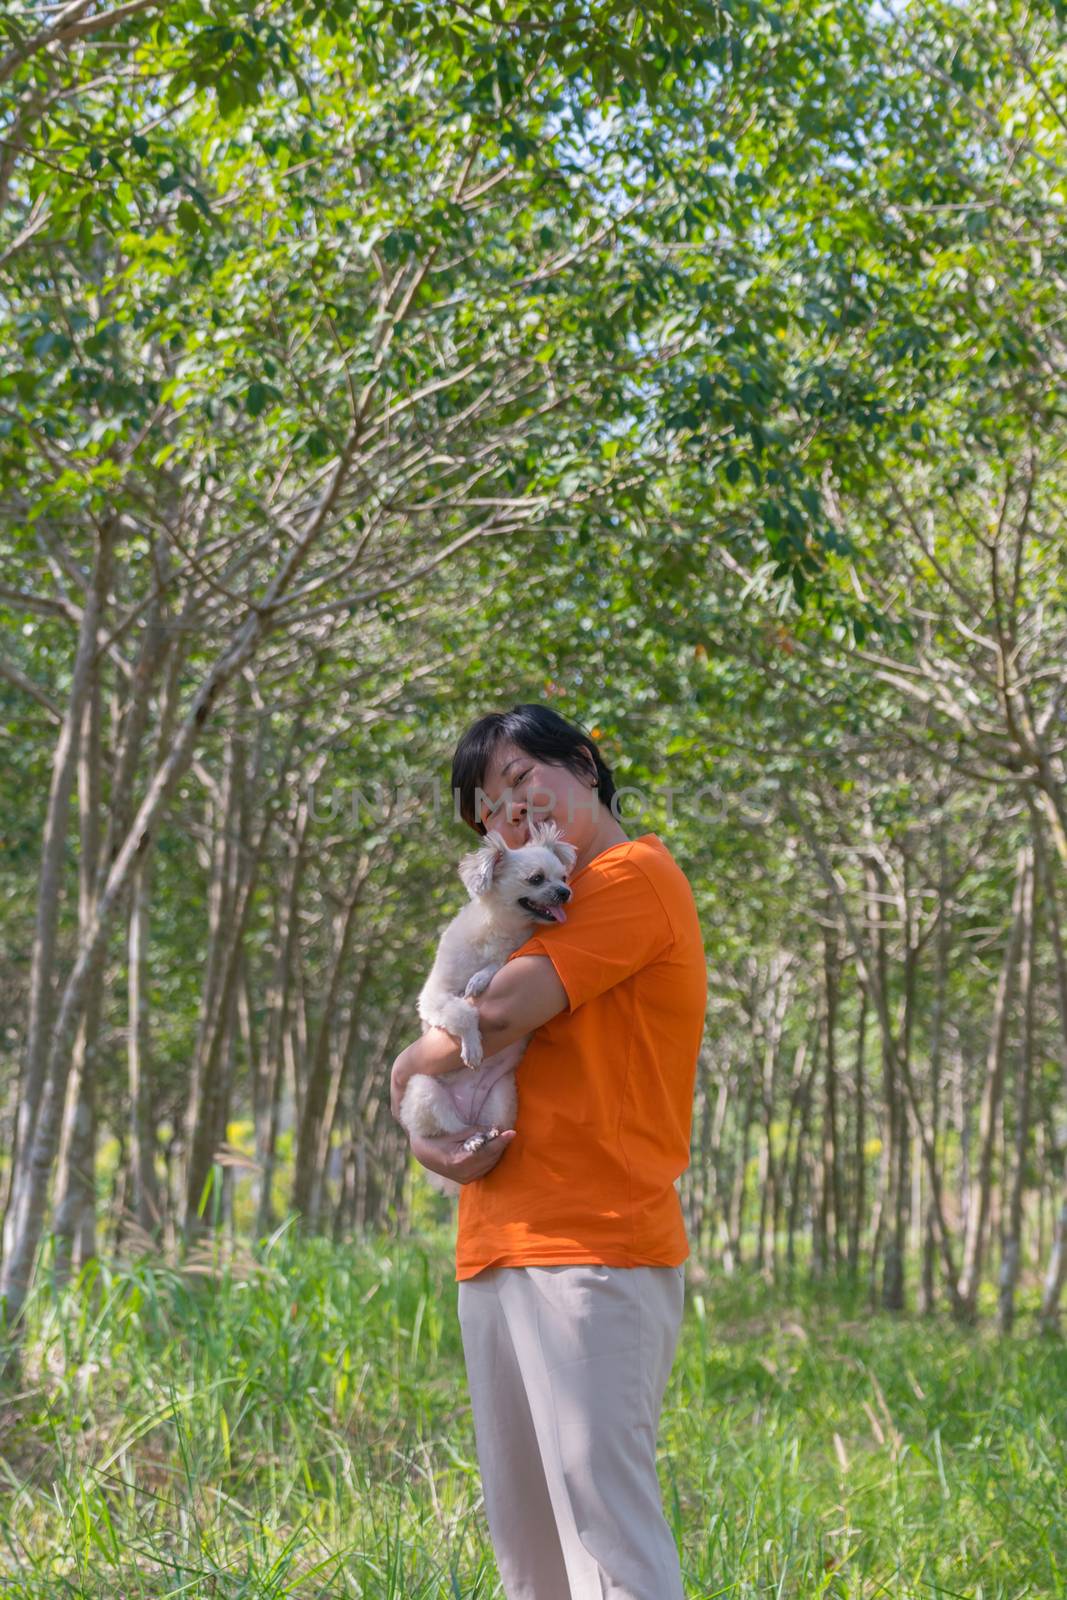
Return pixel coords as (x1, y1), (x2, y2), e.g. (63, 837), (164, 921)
(390, 704), (708, 1599)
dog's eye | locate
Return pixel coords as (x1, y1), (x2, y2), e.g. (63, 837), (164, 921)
(528, 872), (545, 886)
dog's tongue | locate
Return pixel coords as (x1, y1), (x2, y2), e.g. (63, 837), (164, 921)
(544, 905), (567, 923)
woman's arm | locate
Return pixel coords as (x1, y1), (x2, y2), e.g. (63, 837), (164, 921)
(390, 1031), (463, 1117)
(389, 954), (568, 1117)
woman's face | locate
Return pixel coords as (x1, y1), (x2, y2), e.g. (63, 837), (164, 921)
(476, 738), (600, 851)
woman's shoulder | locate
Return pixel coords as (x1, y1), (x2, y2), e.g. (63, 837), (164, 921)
(620, 833), (690, 884)
(592, 834), (698, 916)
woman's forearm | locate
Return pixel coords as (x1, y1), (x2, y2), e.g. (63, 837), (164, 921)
(399, 1027), (466, 1079)
(394, 957), (565, 1097)
(390, 953), (566, 1118)
(390, 1028), (467, 1121)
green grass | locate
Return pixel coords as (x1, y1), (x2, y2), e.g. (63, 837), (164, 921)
(0, 1224), (1063, 1597)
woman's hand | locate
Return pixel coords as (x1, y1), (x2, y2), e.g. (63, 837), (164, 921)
(409, 1128), (517, 1186)
(391, 1043), (516, 1182)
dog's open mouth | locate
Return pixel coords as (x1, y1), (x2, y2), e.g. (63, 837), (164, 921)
(518, 897), (567, 923)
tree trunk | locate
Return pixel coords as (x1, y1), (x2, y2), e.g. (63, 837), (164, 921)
(921, 815), (950, 1315)
(1034, 813), (1067, 1332)
(851, 972), (870, 1273)
(184, 725), (272, 1239)
(314, 953), (376, 1234)
(754, 957), (792, 1278)
(705, 1070), (729, 1264)
(869, 857), (904, 1312)
(1, 465), (345, 1333)
(817, 916), (842, 1276)
(53, 669), (105, 1282)
(956, 843), (1030, 1322)
(2, 522), (114, 1308)
(891, 856), (919, 1312)
(726, 1077), (755, 1273)
(292, 860), (370, 1229)
(183, 732), (240, 1232)
(126, 600), (182, 1244)
(998, 842), (1036, 1333)
(682, 1067), (707, 1246)
(783, 793), (963, 1312)
(253, 802), (314, 1239)
(786, 1011), (819, 1273)
(848, 979), (869, 1276)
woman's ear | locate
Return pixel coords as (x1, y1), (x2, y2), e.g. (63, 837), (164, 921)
(458, 830), (508, 898)
(581, 745), (599, 785)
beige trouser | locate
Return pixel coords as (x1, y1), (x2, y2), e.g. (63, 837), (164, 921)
(457, 1263), (686, 1600)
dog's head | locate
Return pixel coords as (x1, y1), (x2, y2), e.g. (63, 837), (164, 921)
(458, 819), (578, 925)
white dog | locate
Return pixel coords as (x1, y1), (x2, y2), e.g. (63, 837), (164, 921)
(398, 819), (577, 1196)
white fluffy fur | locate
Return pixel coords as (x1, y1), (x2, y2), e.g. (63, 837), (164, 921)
(398, 819), (577, 1197)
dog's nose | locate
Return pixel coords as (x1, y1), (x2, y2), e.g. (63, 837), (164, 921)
(555, 885), (571, 902)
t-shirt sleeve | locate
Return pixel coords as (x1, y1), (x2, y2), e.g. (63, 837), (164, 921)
(504, 855), (675, 1013)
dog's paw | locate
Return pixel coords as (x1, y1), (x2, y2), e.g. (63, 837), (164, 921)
(460, 1032), (483, 1068)
(462, 1128), (504, 1154)
(463, 964), (499, 999)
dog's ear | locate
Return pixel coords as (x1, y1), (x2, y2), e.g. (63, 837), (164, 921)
(529, 819), (578, 875)
(528, 818), (559, 848)
(548, 835), (578, 874)
(458, 830), (508, 898)
(552, 836), (578, 874)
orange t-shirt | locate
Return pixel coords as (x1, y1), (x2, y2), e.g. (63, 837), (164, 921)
(455, 832), (708, 1281)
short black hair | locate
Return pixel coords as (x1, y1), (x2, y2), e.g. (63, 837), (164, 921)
(451, 704), (617, 835)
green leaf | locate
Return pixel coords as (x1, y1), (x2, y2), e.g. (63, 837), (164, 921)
(176, 199), (201, 234)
